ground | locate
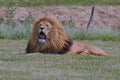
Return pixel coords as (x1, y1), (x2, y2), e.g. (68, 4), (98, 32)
(0, 6), (120, 28)
(0, 40), (120, 80)
(0, 1), (120, 79)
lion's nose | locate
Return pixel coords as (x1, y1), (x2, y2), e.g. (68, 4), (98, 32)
(40, 27), (44, 30)
(40, 27), (45, 32)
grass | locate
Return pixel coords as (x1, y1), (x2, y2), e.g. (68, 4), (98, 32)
(0, 0), (120, 7)
(65, 25), (120, 41)
(0, 39), (120, 80)
(0, 24), (31, 40)
(0, 24), (120, 41)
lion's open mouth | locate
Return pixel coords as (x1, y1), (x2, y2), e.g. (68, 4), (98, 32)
(39, 31), (46, 43)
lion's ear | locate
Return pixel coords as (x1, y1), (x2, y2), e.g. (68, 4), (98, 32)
(34, 16), (43, 26)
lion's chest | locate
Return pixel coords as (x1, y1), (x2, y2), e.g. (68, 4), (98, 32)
(36, 44), (59, 54)
(40, 49), (58, 54)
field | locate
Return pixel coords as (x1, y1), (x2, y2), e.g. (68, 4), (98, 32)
(0, 13), (120, 80)
(0, 0), (120, 80)
(0, 40), (120, 80)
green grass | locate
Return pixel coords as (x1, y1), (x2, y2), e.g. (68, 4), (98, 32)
(0, 39), (120, 80)
(0, 24), (31, 40)
(65, 25), (120, 41)
(0, 24), (120, 41)
(0, 0), (120, 7)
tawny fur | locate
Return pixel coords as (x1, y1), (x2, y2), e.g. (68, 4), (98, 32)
(18, 16), (107, 56)
(67, 41), (107, 56)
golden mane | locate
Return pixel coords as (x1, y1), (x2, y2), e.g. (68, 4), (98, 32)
(26, 16), (73, 54)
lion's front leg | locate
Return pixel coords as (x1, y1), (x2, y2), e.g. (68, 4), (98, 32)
(25, 42), (34, 54)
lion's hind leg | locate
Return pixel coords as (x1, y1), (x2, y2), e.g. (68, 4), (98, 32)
(83, 44), (107, 56)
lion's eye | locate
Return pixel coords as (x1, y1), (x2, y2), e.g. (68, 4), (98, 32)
(46, 24), (49, 27)
(39, 24), (42, 26)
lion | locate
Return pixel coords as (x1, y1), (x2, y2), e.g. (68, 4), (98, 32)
(16, 16), (107, 56)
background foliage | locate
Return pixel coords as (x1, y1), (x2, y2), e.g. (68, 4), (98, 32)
(0, 0), (120, 7)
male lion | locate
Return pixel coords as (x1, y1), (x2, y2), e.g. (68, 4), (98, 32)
(15, 16), (107, 56)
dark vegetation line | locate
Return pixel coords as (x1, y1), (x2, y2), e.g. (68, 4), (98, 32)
(0, 0), (120, 7)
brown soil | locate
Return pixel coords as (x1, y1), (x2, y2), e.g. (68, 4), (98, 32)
(0, 6), (120, 29)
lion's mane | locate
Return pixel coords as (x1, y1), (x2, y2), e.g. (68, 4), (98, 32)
(26, 16), (73, 54)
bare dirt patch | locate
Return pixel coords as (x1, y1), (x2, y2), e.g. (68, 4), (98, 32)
(0, 6), (120, 29)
